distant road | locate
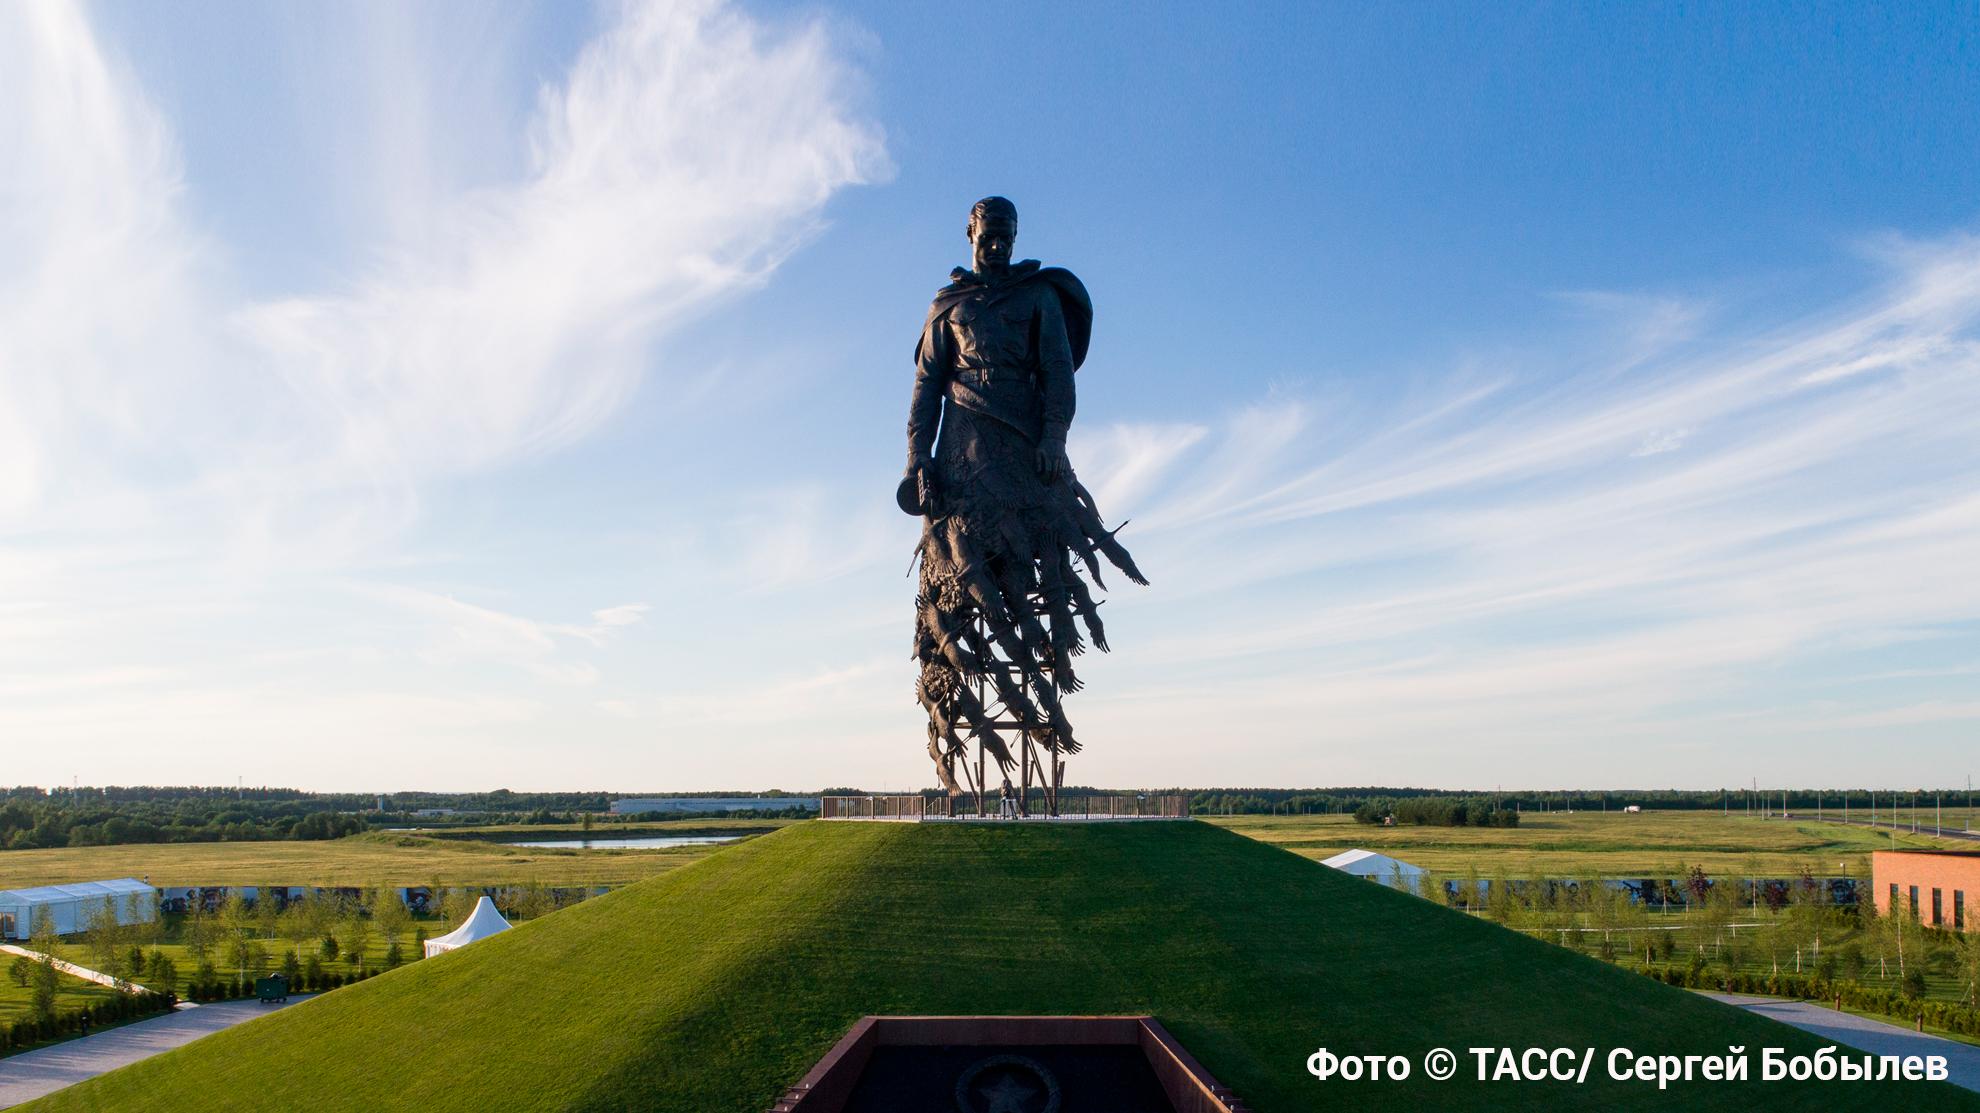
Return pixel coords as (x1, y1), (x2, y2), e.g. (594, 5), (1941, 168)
(1780, 813), (1980, 844)
(0, 996), (313, 1109)
(1705, 993), (1980, 1093)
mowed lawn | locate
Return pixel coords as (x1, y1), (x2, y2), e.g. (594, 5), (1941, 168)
(20, 821), (1977, 1113)
(404, 818), (792, 843)
(0, 967), (123, 1027)
(0, 823), (779, 890)
(4, 811), (1968, 889)
(142, 917), (446, 986)
(1213, 809), (1975, 877)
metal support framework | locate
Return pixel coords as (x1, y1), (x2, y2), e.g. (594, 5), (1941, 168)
(1020, 731), (1031, 817)
(951, 612), (1065, 817)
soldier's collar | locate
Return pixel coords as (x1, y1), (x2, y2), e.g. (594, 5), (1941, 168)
(948, 259), (1042, 288)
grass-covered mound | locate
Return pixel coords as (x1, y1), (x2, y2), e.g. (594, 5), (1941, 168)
(24, 822), (1977, 1112)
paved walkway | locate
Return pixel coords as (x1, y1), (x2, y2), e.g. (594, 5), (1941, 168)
(0, 947), (147, 994)
(1706, 993), (1980, 1093)
(0, 996), (313, 1109)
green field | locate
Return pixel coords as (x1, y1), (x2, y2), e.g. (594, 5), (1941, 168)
(2, 912), (458, 1058)
(0, 962), (123, 1027)
(403, 818), (792, 842)
(0, 821), (783, 889)
(1214, 809), (1975, 877)
(2, 811), (1968, 893)
(140, 912), (448, 990)
(20, 821), (1975, 1112)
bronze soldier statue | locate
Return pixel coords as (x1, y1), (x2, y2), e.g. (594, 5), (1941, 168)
(900, 196), (1146, 809)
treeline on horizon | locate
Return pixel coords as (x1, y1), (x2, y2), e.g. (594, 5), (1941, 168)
(0, 786), (818, 851)
(4, 784), (1971, 852)
(1355, 796), (1521, 828)
(1178, 786), (1976, 817)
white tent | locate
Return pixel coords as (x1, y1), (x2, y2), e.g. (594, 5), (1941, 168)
(0, 879), (157, 940)
(1319, 849), (1426, 892)
(423, 896), (511, 957)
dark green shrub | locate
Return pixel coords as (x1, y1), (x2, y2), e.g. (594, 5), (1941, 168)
(1838, 942), (1864, 981)
(1901, 969), (1927, 1000)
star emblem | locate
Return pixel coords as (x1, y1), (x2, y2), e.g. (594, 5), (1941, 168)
(976, 1072), (1038, 1113)
(954, 1054), (1059, 1113)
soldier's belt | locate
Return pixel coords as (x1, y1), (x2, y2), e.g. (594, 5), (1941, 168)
(955, 364), (1032, 386)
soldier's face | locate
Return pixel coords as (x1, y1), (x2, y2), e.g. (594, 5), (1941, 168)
(971, 218), (1015, 270)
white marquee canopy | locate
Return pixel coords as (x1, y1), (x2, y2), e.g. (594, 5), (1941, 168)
(422, 896), (512, 958)
(1319, 849), (1426, 891)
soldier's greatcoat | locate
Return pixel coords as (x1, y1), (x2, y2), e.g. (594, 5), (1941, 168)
(901, 260), (1142, 794)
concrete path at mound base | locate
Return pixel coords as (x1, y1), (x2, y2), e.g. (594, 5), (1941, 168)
(0, 996), (315, 1110)
(1705, 993), (1980, 1093)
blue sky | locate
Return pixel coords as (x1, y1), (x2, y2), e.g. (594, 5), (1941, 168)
(4, 0), (1978, 792)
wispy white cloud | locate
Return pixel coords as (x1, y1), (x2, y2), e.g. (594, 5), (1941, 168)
(1071, 422), (1208, 520)
(1126, 401), (1309, 530)
(4, 2), (1976, 793)
(0, 2), (217, 524)
(1631, 427), (1691, 456)
(720, 485), (910, 594)
(352, 584), (650, 682)
(1851, 662), (1980, 682)
(1796, 701), (1980, 729)
(2, 0), (884, 554)
(0, 0), (886, 775)
(648, 658), (900, 727)
(582, 232), (1980, 791)
(591, 603), (650, 629)
(1050, 239), (1980, 785)
(230, 0), (888, 549)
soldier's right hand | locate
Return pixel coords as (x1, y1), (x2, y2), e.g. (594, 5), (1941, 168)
(915, 461), (944, 518)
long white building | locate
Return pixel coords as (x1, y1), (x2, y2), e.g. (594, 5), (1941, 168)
(0, 879), (158, 939)
(610, 796), (818, 815)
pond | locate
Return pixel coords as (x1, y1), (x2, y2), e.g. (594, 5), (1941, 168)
(500, 834), (745, 850)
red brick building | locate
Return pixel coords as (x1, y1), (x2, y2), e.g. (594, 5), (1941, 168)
(1871, 849), (1978, 932)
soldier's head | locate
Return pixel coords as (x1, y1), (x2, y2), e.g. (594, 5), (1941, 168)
(967, 196), (1017, 274)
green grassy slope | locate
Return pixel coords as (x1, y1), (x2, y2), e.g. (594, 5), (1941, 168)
(24, 822), (1977, 1112)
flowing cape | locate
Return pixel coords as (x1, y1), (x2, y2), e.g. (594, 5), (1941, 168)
(913, 260), (1093, 371)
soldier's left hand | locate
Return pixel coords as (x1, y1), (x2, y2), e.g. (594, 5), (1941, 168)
(1034, 443), (1067, 481)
